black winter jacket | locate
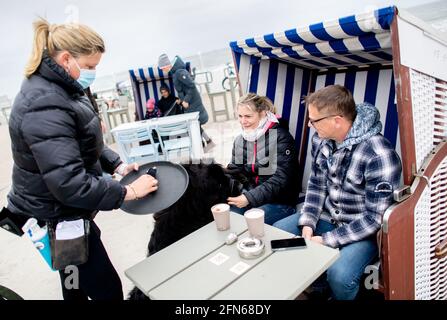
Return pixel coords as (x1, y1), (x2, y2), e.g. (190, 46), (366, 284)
(157, 94), (183, 116)
(227, 119), (299, 208)
(170, 57), (209, 125)
(7, 54), (126, 222)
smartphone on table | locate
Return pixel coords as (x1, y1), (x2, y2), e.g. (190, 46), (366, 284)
(270, 237), (307, 251)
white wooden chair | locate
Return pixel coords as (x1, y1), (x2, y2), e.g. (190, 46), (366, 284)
(153, 121), (192, 161)
(114, 127), (160, 165)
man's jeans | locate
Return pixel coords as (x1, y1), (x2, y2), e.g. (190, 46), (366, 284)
(273, 213), (378, 300)
(230, 203), (296, 225)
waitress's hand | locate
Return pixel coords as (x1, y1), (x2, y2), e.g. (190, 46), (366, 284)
(100, 120), (107, 133)
(227, 194), (249, 208)
(122, 163), (139, 176)
(115, 162), (139, 177)
(125, 175), (158, 201)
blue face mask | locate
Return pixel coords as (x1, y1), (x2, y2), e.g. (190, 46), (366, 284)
(72, 58), (96, 89)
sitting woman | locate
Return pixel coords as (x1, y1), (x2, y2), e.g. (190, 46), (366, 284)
(157, 84), (183, 116)
(144, 98), (161, 119)
(227, 93), (299, 225)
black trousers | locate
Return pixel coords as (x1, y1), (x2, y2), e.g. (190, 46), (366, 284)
(200, 126), (211, 143)
(58, 221), (123, 300)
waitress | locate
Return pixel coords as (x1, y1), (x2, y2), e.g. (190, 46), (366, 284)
(7, 18), (158, 300)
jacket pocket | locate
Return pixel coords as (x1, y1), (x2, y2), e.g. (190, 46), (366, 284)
(344, 170), (364, 193)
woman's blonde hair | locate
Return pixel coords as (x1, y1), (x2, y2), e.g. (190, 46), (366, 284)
(24, 18), (105, 78)
(237, 93), (276, 113)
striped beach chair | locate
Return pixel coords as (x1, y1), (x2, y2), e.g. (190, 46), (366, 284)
(230, 6), (447, 299)
(129, 62), (191, 120)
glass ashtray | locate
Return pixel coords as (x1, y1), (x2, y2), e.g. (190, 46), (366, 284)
(237, 237), (265, 259)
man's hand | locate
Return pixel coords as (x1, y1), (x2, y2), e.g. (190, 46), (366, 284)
(181, 101), (189, 108)
(311, 236), (323, 244)
(302, 226), (314, 239)
(227, 195), (249, 208)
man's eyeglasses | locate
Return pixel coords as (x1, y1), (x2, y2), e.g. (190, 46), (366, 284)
(308, 114), (342, 127)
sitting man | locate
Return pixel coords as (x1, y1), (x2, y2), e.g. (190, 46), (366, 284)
(273, 85), (402, 300)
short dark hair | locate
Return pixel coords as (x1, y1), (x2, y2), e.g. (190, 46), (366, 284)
(305, 85), (356, 122)
(160, 84), (170, 93)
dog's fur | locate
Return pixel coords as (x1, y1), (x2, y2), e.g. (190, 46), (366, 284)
(128, 162), (242, 300)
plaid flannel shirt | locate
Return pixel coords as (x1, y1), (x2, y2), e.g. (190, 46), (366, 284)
(298, 133), (402, 248)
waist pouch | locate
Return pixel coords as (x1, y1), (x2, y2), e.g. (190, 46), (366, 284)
(47, 219), (90, 270)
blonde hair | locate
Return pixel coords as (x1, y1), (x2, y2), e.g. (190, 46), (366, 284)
(24, 18), (105, 78)
(237, 93), (276, 113)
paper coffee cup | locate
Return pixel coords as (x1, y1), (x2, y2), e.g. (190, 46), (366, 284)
(211, 203), (230, 231)
(244, 208), (265, 238)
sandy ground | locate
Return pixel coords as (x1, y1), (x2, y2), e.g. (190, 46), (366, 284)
(0, 97), (241, 300)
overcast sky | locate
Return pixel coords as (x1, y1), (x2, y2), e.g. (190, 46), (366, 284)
(0, 0), (439, 99)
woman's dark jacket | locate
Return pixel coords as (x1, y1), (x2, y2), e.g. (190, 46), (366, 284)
(157, 95), (183, 116)
(7, 54), (126, 222)
(227, 119), (299, 208)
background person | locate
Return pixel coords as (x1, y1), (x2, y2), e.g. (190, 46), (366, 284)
(144, 98), (162, 119)
(273, 85), (402, 300)
(158, 53), (215, 151)
(157, 84), (182, 116)
(226, 93), (299, 225)
(6, 18), (158, 300)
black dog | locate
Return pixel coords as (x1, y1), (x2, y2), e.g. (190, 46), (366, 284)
(128, 162), (242, 300)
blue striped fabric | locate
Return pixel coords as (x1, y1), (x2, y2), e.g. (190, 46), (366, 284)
(128, 62), (191, 120)
(230, 6), (395, 70)
(232, 54), (400, 192)
(231, 6), (400, 193)
(300, 66), (400, 192)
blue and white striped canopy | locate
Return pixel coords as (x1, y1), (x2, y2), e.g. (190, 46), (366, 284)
(230, 6), (395, 69)
(229, 6), (401, 188)
(129, 66), (170, 83)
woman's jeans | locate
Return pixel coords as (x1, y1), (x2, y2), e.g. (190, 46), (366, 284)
(230, 203), (296, 225)
(273, 213), (378, 300)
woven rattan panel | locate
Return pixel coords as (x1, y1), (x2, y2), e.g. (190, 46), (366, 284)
(410, 69), (436, 171)
(434, 80), (447, 146)
(415, 157), (447, 299)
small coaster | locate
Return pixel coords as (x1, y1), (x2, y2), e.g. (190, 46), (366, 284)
(209, 252), (230, 266)
(229, 262), (250, 275)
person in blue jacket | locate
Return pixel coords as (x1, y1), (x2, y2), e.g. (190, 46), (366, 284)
(158, 54), (214, 151)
